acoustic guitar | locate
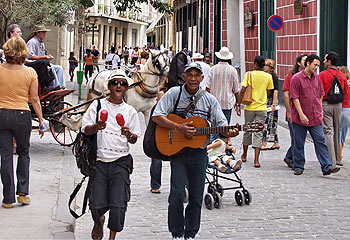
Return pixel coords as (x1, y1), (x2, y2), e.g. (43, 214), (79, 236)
(155, 114), (264, 156)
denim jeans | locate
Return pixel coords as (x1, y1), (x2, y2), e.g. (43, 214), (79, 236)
(150, 158), (162, 189)
(284, 120), (294, 162)
(168, 148), (208, 239)
(340, 108), (350, 144)
(292, 123), (332, 174)
(51, 64), (66, 87)
(0, 109), (32, 204)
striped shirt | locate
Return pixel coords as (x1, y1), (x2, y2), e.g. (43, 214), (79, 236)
(206, 62), (239, 109)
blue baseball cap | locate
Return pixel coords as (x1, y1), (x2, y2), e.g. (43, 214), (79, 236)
(184, 62), (203, 73)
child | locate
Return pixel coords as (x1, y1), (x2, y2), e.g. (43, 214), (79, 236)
(84, 49), (94, 83)
(207, 133), (242, 173)
(68, 52), (78, 82)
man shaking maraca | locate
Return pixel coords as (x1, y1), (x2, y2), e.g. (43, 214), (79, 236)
(81, 69), (141, 240)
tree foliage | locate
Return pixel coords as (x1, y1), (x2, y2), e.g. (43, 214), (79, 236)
(0, 0), (87, 45)
(113, 0), (173, 14)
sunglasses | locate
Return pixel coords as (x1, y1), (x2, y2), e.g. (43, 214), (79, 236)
(110, 80), (128, 87)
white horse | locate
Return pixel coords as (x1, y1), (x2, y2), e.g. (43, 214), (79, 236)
(86, 50), (170, 124)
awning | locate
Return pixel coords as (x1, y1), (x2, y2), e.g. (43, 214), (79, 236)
(146, 13), (164, 34)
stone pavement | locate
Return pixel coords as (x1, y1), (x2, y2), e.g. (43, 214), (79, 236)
(1, 72), (350, 239)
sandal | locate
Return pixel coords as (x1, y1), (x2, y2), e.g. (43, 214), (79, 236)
(91, 215), (105, 240)
(151, 189), (161, 194)
(254, 162), (261, 168)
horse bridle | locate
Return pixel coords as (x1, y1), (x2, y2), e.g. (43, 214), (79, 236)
(151, 52), (169, 77)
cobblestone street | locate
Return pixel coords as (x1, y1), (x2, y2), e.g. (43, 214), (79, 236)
(0, 80), (349, 239)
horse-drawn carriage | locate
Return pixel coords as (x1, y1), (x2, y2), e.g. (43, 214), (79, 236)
(29, 50), (170, 146)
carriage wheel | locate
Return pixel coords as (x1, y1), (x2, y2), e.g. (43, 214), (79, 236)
(49, 102), (78, 146)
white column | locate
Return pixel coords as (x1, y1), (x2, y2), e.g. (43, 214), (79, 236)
(98, 24), (104, 59)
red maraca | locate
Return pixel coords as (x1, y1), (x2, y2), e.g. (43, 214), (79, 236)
(116, 113), (125, 126)
(100, 110), (108, 123)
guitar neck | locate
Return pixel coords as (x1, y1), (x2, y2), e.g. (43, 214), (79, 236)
(194, 125), (242, 136)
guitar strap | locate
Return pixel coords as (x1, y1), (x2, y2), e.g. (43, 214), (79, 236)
(177, 88), (206, 118)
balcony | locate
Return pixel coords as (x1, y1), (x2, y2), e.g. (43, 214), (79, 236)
(86, 4), (149, 24)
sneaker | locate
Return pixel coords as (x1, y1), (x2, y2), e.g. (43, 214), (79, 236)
(172, 237), (184, 240)
(294, 169), (303, 175)
(232, 159), (242, 171)
(17, 195), (31, 205)
(323, 167), (340, 176)
(2, 202), (13, 209)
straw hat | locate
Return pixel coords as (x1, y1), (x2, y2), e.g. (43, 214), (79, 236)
(33, 25), (51, 33)
(104, 69), (131, 88)
(192, 53), (204, 60)
(215, 47), (233, 60)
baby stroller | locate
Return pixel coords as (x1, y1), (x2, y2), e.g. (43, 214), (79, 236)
(204, 152), (251, 210)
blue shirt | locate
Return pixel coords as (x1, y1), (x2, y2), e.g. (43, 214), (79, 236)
(27, 36), (46, 59)
(153, 85), (227, 127)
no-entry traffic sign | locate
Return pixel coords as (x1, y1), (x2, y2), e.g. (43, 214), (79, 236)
(267, 15), (283, 31)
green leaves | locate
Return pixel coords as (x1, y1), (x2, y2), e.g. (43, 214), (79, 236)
(112, 0), (173, 14)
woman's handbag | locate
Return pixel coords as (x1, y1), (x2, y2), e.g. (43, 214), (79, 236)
(242, 72), (253, 105)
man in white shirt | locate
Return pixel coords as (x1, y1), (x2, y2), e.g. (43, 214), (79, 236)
(192, 53), (210, 90)
(105, 47), (121, 69)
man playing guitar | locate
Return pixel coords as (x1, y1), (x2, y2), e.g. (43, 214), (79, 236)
(152, 62), (239, 240)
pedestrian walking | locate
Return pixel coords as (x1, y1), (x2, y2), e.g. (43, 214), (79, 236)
(207, 47), (240, 125)
(289, 54), (340, 176)
(338, 66), (350, 164)
(282, 54), (307, 169)
(192, 53), (210, 91)
(236, 56), (274, 168)
(0, 37), (45, 208)
(319, 51), (348, 167)
(84, 49), (94, 83)
(152, 62), (239, 239)
(68, 51), (78, 82)
(81, 69), (141, 240)
(91, 45), (100, 72)
(262, 59), (280, 150)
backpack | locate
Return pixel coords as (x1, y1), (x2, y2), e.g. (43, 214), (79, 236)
(105, 54), (116, 69)
(143, 87), (206, 160)
(327, 70), (344, 104)
(168, 51), (188, 89)
(69, 99), (101, 218)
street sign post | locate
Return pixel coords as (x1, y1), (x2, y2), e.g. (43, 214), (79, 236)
(267, 15), (283, 31)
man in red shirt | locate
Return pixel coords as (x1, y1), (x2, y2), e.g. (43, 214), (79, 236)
(282, 54), (307, 169)
(289, 54), (340, 176)
(319, 51), (348, 167)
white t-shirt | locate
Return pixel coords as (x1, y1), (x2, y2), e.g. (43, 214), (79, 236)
(81, 98), (141, 162)
(105, 53), (120, 69)
(197, 61), (211, 89)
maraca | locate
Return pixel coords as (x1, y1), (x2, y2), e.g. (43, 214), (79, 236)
(116, 113), (125, 126)
(100, 110), (108, 123)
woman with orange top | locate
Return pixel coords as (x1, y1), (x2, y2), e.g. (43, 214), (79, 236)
(0, 37), (45, 208)
(84, 48), (94, 83)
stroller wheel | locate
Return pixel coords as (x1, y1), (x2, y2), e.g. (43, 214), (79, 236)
(207, 184), (215, 195)
(216, 183), (224, 197)
(235, 190), (244, 206)
(214, 192), (222, 209)
(243, 189), (252, 205)
(204, 193), (214, 210)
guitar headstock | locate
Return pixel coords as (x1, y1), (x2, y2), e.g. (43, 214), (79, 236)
(242, 122), (265, 132)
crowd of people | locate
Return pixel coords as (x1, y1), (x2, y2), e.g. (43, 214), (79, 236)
(1, 23), (349, 240)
